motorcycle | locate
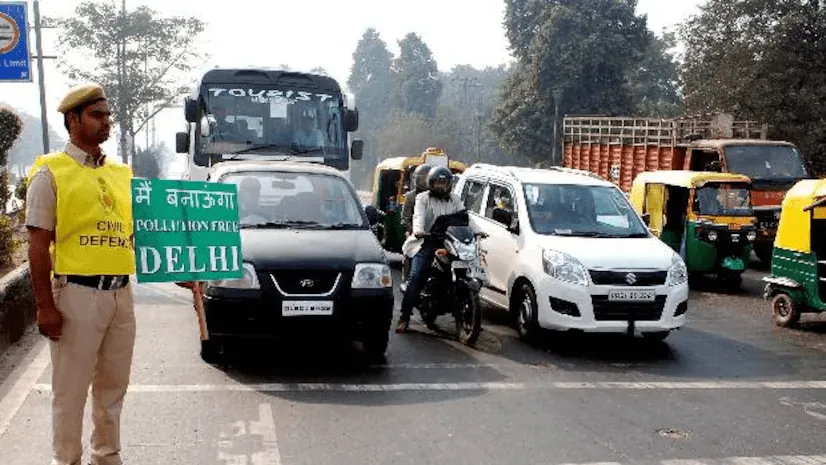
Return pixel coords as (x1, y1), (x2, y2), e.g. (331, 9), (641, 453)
(415, 210), (488, 346)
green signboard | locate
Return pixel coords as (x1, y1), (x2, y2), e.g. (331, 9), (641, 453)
(131, 178), (243, 283)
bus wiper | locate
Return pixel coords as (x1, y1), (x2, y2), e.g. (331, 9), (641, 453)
(292, 148), (325, 155)
(229, 144), (292, 157)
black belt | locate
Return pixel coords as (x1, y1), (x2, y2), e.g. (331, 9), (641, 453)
(57, 274), (130, 290)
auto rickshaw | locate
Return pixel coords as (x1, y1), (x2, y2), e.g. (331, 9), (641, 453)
(629, 170), (758, 288)
(370, 148), (466, 252)
(762, 179), (826, 327)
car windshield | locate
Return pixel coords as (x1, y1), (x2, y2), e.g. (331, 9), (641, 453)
(219, 171), (366, 229)
(524, 183), (649, 238)
(694, 182), (753, 216)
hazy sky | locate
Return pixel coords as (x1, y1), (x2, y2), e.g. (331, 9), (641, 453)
(0, 0), (705, 164)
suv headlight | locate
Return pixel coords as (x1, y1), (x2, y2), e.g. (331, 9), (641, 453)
(542, 249), (589, 286)
(352, 263), (392, 289)
(666, 254), (688, 286)
(208, 262), (260, 289)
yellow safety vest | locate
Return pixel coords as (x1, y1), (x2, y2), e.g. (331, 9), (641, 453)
(28, 152), (135, 275)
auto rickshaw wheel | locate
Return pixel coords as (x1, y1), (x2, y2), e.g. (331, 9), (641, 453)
(771, 293), (801, 327)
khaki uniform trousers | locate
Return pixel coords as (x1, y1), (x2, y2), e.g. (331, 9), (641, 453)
(49, 277), (136, 465)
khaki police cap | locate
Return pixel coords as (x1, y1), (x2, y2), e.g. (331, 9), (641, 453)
(57, 83), (107, 114)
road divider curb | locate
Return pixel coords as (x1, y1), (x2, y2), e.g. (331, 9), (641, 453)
(0, 263), (34, 360)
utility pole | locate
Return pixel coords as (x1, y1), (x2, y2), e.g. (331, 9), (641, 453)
(32, 1), (49, 154)
(552, 88), (563, 166)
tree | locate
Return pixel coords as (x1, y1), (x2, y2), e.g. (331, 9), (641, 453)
(627, 29), (683, 117)
(347, 28), (395, 188)
(48, 1), (207, 164)
(391, 33), (443, 119)
(491, 0), (650, 163)
(0, 106), (23, 268)
(680, 0), (826, 173)
(133, 145), (164, 179)
(0, 103), (66, 177)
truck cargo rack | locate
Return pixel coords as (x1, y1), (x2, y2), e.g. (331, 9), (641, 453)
(563, 114), (768, 146)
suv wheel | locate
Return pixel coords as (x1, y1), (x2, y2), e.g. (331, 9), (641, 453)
(362, 325), (390, 361)
(200, 339), (222, 364)
(514, 283), (540, 343)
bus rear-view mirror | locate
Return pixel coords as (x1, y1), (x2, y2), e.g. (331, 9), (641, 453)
(175, 132), (189, 153)
(344, 109), (359, 132)
(184, 98), (198, 123)
(351, 139), (363, 160)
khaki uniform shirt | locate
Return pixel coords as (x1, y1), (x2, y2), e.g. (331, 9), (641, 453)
(26, 142), (108, 232)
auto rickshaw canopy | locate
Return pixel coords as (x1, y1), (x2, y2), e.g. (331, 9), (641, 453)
(629, 170), (752, 217)
(774, 178), (826, 254)
(371, 153), (467, 203)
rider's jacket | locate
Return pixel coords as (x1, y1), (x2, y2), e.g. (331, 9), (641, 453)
(401, 191), (465, 258)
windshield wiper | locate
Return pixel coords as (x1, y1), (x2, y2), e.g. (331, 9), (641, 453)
(323, 223), (364, 230)
(241, 220), (321, 229)
(228, 144), (291, 157)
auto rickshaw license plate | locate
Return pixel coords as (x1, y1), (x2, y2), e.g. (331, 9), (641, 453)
(608, 289), (656, 302)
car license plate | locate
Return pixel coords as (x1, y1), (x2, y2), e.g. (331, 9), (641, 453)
(282, 301), (334, 317)
(452, 261), (471, 269)
(608, 289), (656, 302)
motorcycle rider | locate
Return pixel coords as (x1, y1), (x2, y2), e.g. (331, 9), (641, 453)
(401, 163), (432, 280)
(397, 166), (466, 333)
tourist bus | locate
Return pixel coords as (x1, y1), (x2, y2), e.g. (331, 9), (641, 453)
(175, 67), (363, 181)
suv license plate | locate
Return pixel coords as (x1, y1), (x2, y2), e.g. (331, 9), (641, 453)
(608, 289), (656, 302)
(282, 301), (334, 317)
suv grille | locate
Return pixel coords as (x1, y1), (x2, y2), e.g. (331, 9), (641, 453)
(591, 295), (666, 321)
(269, 271), (341, 295)
(588, 270), (667, 286)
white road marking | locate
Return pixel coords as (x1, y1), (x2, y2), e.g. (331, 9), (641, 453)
(0, 342), (49, 438)
(565, 456), (826, 465)
(30, 380), (826, 393)
(217, 404), (281, 465)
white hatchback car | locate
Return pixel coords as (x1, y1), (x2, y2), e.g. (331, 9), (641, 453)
(453, 164), (689, 342)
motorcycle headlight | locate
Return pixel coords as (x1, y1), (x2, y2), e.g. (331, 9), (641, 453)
(747, 231), (757, 241)
(666, 254), (688, 287)
(352, 263), (392, 289)
(452, 241), (477, 261)
(208, 262), (260, 289)
(542, 249), (589, 286)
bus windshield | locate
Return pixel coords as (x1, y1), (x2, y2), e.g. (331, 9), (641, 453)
(723, 144), (808, 181)
(197, 84), (347, 160)
(694, 182), (753, 217)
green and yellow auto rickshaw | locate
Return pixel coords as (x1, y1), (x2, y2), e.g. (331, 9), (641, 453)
(762, 178), (826, 327)
(629, 170), (758, 288)
(370, 148), (466, 252)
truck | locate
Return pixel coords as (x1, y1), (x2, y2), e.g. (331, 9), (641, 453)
(175, 67), (363, 182)
(562, 113), (810, 264)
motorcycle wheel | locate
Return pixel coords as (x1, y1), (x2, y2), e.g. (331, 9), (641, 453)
(455, 284), (482, 346)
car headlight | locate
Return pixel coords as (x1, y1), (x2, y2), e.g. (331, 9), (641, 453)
(542, 249), (589, 286)
(707, 230), (718, 241)
(666, 254), (688, 286)
(747, 231), (756, 241)
(352, 263), (392, 289)
(450, 241), (477, 261)
(208, 262), (260, 289)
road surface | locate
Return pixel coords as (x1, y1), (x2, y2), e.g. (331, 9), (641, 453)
(0, 265), (825, 464)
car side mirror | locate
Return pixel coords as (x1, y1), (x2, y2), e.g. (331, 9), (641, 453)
(175, 132), (189, 153)
(364, 205), (379, 226)
(351, 139), (363, 160)
(492, 207), (513, 227)
(344, 108), (359, 132)
(184, 97), (198, 123)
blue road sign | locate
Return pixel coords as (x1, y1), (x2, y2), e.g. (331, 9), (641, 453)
(0, 2), (30, 82)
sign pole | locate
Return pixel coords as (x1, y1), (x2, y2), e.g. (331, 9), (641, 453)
(32, 0), (49, 153)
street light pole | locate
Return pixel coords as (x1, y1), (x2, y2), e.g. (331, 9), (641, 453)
(33, 0), (49, 154)
(551, 88), (563, 166)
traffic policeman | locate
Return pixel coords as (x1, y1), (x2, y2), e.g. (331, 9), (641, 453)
(26, 83), (136, 465)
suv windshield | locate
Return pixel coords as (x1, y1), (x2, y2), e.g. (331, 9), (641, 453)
(219, 171), (366, 229)
(694, 182), (753, 216)
(524, 183), (649, 238)
(723, 144), (808, 181)
(199, 85), (347, 158)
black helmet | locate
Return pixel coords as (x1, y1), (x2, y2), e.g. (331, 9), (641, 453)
(412, 163), (432, 192)
(427, 166), (453, 199)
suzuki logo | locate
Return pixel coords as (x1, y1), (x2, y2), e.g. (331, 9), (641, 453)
(300, 279), (315, 288)
(625, 273), (637, 285)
